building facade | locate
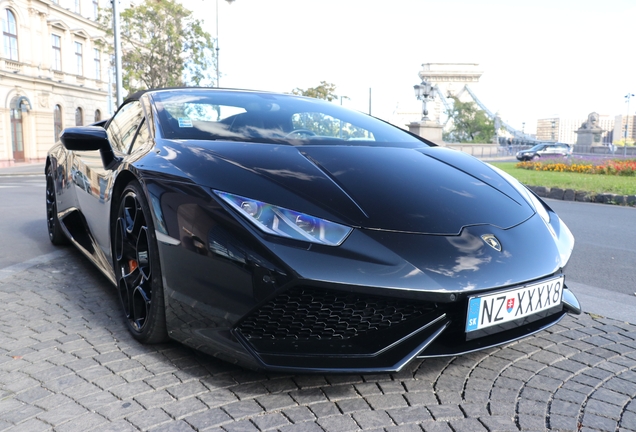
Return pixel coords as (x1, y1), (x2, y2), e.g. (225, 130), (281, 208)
(536, 117), (560, 142)
(0, 0), (110, 165)
(536, 115), (614, 145)
(613, 115), (636, 144)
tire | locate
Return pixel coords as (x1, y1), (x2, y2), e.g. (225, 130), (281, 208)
(112, 180), (168, 343)
(532, 155), (540, 161)
(45, 165), (69, 245)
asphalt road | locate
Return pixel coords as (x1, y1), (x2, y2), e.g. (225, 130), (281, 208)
(0, 175), (58, 270)
(547, 199), (636, 297)
(545, 199), (636, 324)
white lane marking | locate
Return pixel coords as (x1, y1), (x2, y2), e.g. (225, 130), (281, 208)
(0, 250), (69, 281)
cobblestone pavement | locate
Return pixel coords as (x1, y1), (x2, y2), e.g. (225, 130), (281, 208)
(1, 249), (635, 432)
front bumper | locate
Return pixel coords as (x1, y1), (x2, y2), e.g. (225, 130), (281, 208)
(155, 181), (578, 373)
(230, 282), (580, 373)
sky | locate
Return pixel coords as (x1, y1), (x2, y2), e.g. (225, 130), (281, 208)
(185, 0), (636, 133)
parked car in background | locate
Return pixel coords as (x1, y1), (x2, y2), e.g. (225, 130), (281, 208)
(516, 142), (573, 161)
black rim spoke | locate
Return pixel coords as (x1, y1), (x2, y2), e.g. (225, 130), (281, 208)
(137, 226), (151, 280)
(131, 283), (151, 330)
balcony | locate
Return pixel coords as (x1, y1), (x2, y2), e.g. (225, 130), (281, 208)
(1, 58), (21, 73)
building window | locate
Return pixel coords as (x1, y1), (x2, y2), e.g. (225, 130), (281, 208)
(75, 107), (83, 126)
(74, 0), (81, 14)
(2, 9), (18, 61)
(54, 105), (63, 142)
(93, 48), (100, 80)
(10, 100), (25, 162)
(52, 34), (61, 71)
(75, 42), (83, 75)
(94, 109), (101, 122)
(93, 0), (99, 20)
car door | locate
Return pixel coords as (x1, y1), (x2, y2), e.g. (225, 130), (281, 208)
(73, 101), (146, 264)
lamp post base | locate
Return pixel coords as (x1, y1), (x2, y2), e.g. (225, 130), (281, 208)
(408, 120), (444, 144)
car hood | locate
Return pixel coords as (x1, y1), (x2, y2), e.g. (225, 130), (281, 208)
(152, 141), (534, 235)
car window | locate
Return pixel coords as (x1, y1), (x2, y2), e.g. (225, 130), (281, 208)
(129, 118), (150, 154)
(150, 89), (423, 147)
(163, 102), (246, 122)
(107, 101), (144, 154)
(291, 112), (374, 141)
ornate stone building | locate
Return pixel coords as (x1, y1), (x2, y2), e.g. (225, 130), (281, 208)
(0, 0), (110, 165)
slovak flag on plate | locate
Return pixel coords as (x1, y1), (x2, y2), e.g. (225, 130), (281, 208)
(506, 298), (515, 313)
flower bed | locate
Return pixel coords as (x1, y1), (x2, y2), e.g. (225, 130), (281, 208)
(516, 157), (636, 176)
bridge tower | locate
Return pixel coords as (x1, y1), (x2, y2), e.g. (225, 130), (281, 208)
(418, 63), (483, 124)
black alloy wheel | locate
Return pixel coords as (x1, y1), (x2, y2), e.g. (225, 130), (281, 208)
(113, 181), (168, 343)
(45, 165), (68, 245)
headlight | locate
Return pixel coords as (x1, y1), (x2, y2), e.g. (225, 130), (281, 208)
(214, 191), (352, 246)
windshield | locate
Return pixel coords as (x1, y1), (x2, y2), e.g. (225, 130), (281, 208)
(149, 89), (426, 147)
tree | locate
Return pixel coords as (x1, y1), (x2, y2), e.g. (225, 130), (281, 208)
(100, 0), (215, 93)
(289, 81), (341, 136)
(443, 97), (495, 143)
(291, 81), (338, 102)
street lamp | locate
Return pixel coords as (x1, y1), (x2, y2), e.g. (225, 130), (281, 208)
(413, 80), (435, 121)
(216, 0), (235, 87)
(112, 0), (123, 106)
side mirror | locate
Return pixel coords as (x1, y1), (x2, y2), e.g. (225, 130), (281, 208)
(60, 126), (109, 151)
(60, 126), (120, 169)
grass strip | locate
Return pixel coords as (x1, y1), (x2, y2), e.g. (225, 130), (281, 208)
(490, 162), (636, 196)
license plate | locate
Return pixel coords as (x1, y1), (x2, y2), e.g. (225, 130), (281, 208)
(466, 276), (564, 332)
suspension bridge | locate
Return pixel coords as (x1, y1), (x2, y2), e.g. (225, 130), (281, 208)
(420, 63), (539, 145)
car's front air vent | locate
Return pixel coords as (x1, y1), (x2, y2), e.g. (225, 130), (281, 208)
(238, 286), (434, 341)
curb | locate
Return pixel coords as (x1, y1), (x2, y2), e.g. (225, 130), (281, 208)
(528, 185), (636, 207)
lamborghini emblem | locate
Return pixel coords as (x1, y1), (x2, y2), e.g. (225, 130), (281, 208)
(481, 234), (502, 252)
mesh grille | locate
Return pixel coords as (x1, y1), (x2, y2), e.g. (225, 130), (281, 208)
(238, 287), (431, 340)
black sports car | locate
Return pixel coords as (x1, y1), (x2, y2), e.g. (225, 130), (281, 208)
(46, 88), (581, 373)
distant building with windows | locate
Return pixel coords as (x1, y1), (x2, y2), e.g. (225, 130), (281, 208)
(536, 115), (614, 145)
(0, 0), (109, 165)
(613, 114), (636, 144)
